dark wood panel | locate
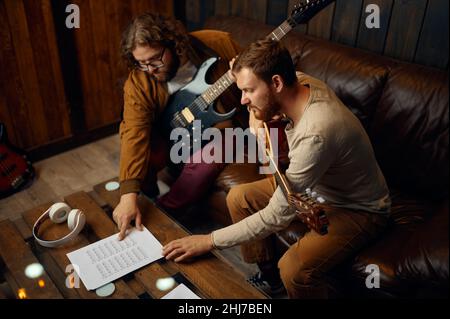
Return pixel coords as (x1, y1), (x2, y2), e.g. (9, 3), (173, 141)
(356, 0), (394, 54)
(185, 0), (201, 30)
(231, 0), (267, 22)
(4, 0), (48, 146)
(65, 0), (173, 131)
(0, 1), (22, 146)
(332, 0), (364, 46)
(24, 0), (71, 142)
(40, 0), (72, 139)
(215, 0), (230, 16)
(88, 0), (117, 128)
(384, 0), (427, 62)
(415, 0), (449, 68)
(307, 1), (336, 40)
(267, 0), (289, 26)
(1, 0), (72, 149)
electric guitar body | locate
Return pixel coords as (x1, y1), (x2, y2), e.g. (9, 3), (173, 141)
(0, 123), (35, 199)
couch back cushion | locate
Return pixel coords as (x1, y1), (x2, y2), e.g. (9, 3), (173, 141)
(371, 65), (449, 198)
(297, 39), (393, 130)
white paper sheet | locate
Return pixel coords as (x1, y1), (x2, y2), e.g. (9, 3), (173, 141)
(161, 283), (201, 299)
(67, 227), (163, 290)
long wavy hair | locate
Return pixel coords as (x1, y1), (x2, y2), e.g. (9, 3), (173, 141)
(120, 13), (191, 69)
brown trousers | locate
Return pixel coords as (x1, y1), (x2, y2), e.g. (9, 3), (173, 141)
(226, 177), (389, 299)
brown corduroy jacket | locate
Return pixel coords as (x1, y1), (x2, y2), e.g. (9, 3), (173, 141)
(119, 30), (242, 195)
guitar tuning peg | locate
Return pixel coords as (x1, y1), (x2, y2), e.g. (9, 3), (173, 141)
(305, 188), (312, 195)
(311, 191), (318, 198)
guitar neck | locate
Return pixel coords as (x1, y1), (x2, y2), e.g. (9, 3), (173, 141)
(267, 20), (294, 41)
(201, 72), (234, 105)
(197, 19), (295, 108)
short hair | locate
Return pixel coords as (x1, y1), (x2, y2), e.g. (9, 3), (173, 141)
(120, 13), (190, 69)
(232, 39), (297, 87)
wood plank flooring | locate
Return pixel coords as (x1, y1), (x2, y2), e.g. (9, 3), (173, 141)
(0, 134), (265, 294)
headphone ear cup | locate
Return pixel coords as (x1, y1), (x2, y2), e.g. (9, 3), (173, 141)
(49, 203), (72, 223)
(67, 209), (86, 231)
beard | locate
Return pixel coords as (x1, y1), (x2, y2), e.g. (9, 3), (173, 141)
(251, 91), (281, 122)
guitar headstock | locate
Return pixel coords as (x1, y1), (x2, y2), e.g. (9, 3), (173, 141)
(288, 0), (335, 28)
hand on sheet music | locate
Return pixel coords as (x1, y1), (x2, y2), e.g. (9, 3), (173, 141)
(112, 193), (143, 240)
(162, 234), (213, 263)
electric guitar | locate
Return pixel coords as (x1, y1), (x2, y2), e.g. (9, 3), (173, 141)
(0, 123), (35, 199)
(263, 122), (329, 235)
(164, 0), (336, 151)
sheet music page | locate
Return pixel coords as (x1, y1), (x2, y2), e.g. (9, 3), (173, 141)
(67, 227), (163, 290)
(161, 283), (201, 299)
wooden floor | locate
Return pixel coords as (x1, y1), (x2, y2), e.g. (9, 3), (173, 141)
(0, 135), (120, 222)
(0, 134), (274, 296)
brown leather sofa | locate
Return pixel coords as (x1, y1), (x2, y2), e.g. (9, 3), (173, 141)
(185, 16), (449, 298)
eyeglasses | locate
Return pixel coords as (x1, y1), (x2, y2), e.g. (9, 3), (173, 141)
(135, 47), (166, 71)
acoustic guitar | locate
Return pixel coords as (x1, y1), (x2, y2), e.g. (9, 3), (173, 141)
(263, 122), (329, 235)
(0, 123), (35, 199)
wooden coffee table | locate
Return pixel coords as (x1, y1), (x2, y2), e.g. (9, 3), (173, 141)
(0, 179), (267, 299)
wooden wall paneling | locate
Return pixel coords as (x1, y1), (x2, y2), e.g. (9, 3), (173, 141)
(215, 0), (231, 16)
(70, 0), (103, 131)
(108, 0), (132, 117)
(186, 0), (202, 30)
(267, 0), (289, 26)
(40, 0), (71, 138)
(88, 0), (117, 128)
(23, 0), (71, 142)
(307, 1), (336, 40)
(231, 0), (268, 23)
(332, 0), (364, 46)
(3, 0), (50, 147)
(131, 0), (173, 17)
(0, 1), (23, 146)
(414, 0), (449, 68)
(131, 0), (153, 16)
(384, 0), (427, 62)
(288, 0), (307, 34)
(356, 0), (394, 54)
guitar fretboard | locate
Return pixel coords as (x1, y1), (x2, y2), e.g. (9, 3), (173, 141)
(267, 21), (294, 41)
(201, 72), (234, 105)
(196, 20), (294, 108)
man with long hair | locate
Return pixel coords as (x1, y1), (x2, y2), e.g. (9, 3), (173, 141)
(114, 13), (241, 240)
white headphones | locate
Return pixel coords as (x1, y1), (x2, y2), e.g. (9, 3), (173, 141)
(32, 202), (86, 248)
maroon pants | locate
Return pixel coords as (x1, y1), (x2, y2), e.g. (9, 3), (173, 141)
(149, 134), (232, 212)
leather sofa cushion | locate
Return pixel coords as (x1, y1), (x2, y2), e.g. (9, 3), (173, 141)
(350, 199), (449, 296)
(297, 39), (394, 130)
(371, 65), (449, 198)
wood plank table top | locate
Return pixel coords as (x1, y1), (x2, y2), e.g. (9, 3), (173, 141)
(0, 179), (267, 299)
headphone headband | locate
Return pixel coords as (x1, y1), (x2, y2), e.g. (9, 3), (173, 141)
(33, 203), (86, 248)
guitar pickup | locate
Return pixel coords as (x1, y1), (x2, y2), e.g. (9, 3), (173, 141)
(181, 107), (195, 124)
